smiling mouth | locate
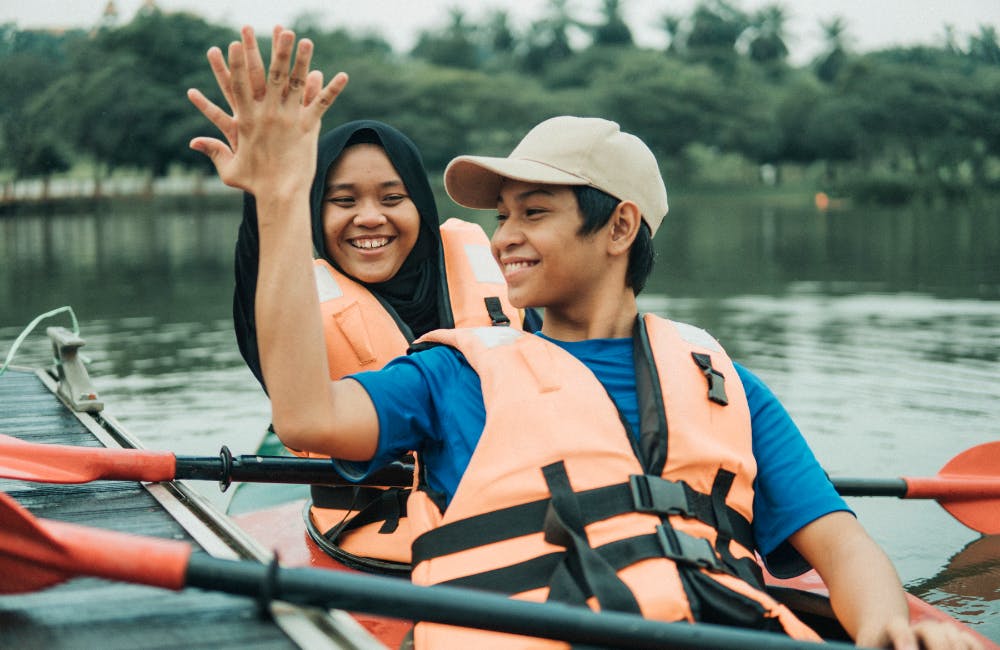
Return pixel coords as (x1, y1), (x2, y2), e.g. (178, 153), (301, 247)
(503, 260), (538, 274)
(349, 237), (394, 250)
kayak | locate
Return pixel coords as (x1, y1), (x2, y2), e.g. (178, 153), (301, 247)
(228, 431), (1000, 649)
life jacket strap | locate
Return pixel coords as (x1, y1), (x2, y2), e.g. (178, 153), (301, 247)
(432, 527), (731, 596)
(691, 352), (729, 406)
(316, 486), (410, 543)
(411, 474), (755, 566)
(710, 470), (767, 589)
(483, 296), (511, 326)
(542, 461), (642, 613)
(311, 485), (383, 510)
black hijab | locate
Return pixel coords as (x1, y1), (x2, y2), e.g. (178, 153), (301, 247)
(233, 120), (442, 390)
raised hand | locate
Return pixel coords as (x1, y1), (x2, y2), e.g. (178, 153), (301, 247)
(187, 25), (348, 198)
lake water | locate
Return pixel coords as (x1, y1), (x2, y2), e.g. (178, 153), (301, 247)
(2, 193), (998, 641)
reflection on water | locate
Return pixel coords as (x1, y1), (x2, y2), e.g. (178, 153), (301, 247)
(1, 197), (999, 639)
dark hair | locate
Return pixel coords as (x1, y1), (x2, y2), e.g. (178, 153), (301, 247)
(572, 185), (656, 295)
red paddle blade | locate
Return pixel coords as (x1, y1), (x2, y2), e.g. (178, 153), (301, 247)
(938, 441), (1000, 535)
(0, 493), (191, 594)
(905, 441), (1000, 535)
(0, 434), (175, 484)
(0, 492), (73, 593)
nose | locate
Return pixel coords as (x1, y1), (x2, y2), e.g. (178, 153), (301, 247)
(491, 217), (525, 256)
(353, 200), (387, 227)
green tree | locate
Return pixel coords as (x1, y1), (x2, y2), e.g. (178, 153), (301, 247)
(684, 0), (749, 70)
(815, 16), (850, 82)
(746, 4), (789, 67)
(591, 0), (634, 47)
(411, 9), (479, 69)
(521, 0), (578, 73)
(968, 25), (1000, 65)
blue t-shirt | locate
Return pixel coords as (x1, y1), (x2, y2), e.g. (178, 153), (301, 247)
(342, 333), (850, 576)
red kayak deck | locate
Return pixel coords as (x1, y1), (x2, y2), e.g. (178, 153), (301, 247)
(235, 498), (1000, 650)
(233, 500), (412, 649)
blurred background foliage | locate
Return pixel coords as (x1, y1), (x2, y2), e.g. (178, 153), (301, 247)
(2, 0), (999, 205)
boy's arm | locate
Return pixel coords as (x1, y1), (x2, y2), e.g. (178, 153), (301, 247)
(188, 26), (376, 461)
(790, 512), (980, 649)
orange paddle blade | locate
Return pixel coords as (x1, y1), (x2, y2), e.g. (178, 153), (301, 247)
(0, 490), (72, 593)
(906, 441), (1000, 535)
(0, 434), (176, 484)
(0, 493), (190, 594)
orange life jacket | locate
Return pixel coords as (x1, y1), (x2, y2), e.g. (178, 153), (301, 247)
(406, 315), (820, 648)
(300, 218), (521, 573)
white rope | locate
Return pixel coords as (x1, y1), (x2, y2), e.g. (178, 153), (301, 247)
(0, 306), (80, 377)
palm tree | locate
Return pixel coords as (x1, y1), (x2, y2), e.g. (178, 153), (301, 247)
(816, 15), (850, 82)
(593, 0), (634, 47)
(747, 3), (789, 65)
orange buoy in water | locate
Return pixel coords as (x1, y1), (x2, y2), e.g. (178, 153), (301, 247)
(814, 192), (830, 211)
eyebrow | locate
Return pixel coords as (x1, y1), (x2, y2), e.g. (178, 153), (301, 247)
(325, 179), (406, 193)
(497, 188), (557, 205)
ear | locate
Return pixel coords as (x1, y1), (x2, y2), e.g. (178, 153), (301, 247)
(606, 200), (642, 258)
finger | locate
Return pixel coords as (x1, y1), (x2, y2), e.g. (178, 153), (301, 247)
(241, 25), (266, 100)
(286, 38), (313, 103)
(188, 136), (234, 168)
(880, 619), (918, 650)
(910, 621), (978, 650)
(303, 70), (323, 106)
(186, 88), (237, 146)
(308, 72), (349, 118)
(267, 28), (295, 95)
(206, 46), (235, 110)
(227, 40), (251, 107)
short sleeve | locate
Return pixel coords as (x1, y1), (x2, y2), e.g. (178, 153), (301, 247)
(334, 345), (486, 505)
(737, 363), (853, 578)
(333, 351), (440, 480)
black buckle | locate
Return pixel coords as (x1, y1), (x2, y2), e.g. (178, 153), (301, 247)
(655, 525), (722, 571)
(629, 475), (691, 516)
(484, 296), (511, 326)
(691, 352), (729, 406)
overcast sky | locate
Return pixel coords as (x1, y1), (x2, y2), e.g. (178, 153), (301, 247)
(3, 0), (999, 64)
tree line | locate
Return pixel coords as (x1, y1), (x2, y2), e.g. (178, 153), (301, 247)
(2, 0), (999, 205)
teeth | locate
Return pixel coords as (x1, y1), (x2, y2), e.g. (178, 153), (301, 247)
(505, 261), (535, 272)
(351, 238), (390, 250)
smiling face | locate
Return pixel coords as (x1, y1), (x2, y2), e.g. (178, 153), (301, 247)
(321, 143), (421, 283)
(492, 180), (606, 311)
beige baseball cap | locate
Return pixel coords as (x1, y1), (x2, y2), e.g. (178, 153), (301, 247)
(444, 116), (668, 235)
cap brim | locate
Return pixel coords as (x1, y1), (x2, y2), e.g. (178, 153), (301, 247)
(444, 156), (590, 210)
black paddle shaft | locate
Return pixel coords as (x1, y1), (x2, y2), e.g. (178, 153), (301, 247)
(173, 448), (412, 491)
(831, 477), (909, 498)
(184, 554), (864, 650)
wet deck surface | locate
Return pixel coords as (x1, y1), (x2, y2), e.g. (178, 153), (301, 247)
(0, 368), (331, 649)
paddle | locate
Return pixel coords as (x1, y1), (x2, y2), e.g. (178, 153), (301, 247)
(831, 440), (1000, 535)
(3, 433), (997, 532)
(0, 434), (411, 491)
(0, 493), (858, 650)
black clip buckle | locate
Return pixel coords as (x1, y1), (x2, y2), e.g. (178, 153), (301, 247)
(629, 475), (691, 516)
(691, 352), (729, 406)
(656, 525), (722, 572)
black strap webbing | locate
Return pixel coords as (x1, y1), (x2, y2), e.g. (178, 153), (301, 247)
(710, 471), (766, 589)
(311, 485), (383, 510)
(437, 526), (730, 596)
(484, 296), (510, 326)
(320, 487), (410, 543)
(411, 475), (754, 565)
(541, 462), (642, 614)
